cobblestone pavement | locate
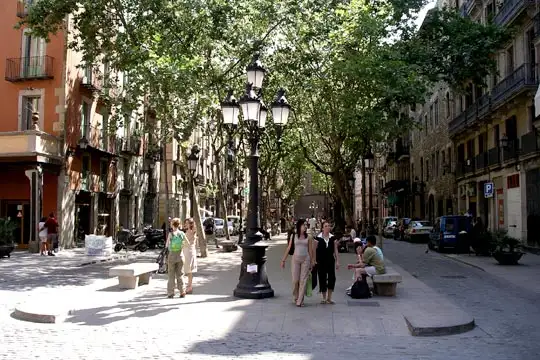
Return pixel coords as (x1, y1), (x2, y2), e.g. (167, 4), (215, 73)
(383, 238), (540, 347)
(1, 237), (539, 359)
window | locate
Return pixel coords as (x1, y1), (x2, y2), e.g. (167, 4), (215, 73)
(429, 105), (434, 127)
(507, 174), (519, 189)
(448, 148), (452, 170)
(81, 101), (91, 138)
(123, 161), (130, 189)
(21, 95), (40, 130)
(424, 114), (428, 134)
(22, 29), (45, 77)
(420, 157), (424, 182)
(100, 160), (109, 192)
(426, 160), (430, 181)
(101, 109), (109, 149)
(81, 155), (91, 190)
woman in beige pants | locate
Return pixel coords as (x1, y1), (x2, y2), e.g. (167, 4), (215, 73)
(281, 219), (316, 307)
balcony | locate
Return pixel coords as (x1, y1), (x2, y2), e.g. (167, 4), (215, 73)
(81, 69), (103, 91)
(460, 0), (482, 16)
(491, 63), (538, 108)
(395, 141), (410, 161)
(521, 131), (540, 156)
(0, 131), (62, 162)
(449, 112), (466, 136)
(121, 135), (142, 155)
(475, 152), (487, 170)
(80, 125), (119, 156)
(494, 0), (536, 26)
(488, 147), (500, 166)
(5, 56), (54, 82)
(502, 139), (519, 162)
(535, 13), (540, 38)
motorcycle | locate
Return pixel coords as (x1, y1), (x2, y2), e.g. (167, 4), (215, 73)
(143, 225), (166, 249)
(114, 228), (149, 252)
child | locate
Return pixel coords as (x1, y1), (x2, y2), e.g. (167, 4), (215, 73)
(165, 218), (187, 298)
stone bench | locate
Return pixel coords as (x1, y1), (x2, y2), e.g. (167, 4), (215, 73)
(109, 262), (159, 289)
(371, 270), (402, 296)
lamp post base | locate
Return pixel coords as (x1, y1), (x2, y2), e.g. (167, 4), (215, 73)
(233, 239), (274, 299)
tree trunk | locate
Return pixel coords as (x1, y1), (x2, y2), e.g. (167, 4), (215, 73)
(191, 179), (207, 257)
(332, 171), (354, 227)
(214, 154), (231, 240)
(162, 136), (170, 224)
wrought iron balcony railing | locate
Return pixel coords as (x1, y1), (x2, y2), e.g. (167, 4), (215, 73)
(5, 56), (54, 82)
(491, 63), (537, 107)
(494, 0), (536, 27)
(487, 147), (500, 167)
(521, 131), (539, 156)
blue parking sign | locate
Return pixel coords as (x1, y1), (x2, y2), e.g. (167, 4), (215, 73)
(484, 182), (494, 198)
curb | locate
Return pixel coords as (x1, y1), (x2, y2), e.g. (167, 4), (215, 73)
(11, 307), (74, 324)
(442, 254), (486, 272)
(404, 315), (476, 337)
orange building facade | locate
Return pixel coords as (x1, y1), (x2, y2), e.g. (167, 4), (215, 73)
(0, 1), (154, 250)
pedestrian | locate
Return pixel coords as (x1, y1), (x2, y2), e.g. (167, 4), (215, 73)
(280, 219), (316, 307)
(315, 220), (340, 304)
(183, 218), (198, 294)
(308, 214), (317, 235)
(165, 218), (187, 298)
(38, 217), (48, 256)
(203, 217), (219, 248)
(44, 212), (58, 256)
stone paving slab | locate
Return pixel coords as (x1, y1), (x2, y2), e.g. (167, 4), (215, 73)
(6, 236), (475, 337)
(443, 252), (540, 295)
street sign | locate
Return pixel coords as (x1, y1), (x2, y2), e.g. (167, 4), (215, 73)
(484, 182), (494, 198)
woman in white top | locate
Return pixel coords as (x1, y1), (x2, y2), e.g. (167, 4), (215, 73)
(38, 217), (48, 256)
(183, 218), (198, 294)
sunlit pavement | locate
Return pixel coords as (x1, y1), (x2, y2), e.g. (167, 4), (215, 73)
(1, 235), (539, 359)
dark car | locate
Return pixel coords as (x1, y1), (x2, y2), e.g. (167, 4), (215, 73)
(428, 216), (472, 252)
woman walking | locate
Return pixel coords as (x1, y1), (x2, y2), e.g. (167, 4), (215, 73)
(281, 219), (316, 307)
(316, 221), (340, 304)
(165, 218), (186, 298)
(183, 218), (198, 294)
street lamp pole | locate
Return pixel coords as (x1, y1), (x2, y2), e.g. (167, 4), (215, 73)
(364, 148), (375, 233)
(220, 54), (291, 299)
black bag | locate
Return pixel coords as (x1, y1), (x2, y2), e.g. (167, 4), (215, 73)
(349, 275), (371, 299)
(156, 248), (168, 274)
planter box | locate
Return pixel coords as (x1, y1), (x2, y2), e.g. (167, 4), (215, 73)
(493, 251), (524, 265)
(0, 245), (15, 258)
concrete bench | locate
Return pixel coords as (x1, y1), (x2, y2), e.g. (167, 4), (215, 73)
(109, 262), (159, 289)
(220, 240), (238, 252)
(371, 270), (402, 296)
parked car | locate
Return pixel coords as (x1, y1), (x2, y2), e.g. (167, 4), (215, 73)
(394, 218), (411, 240)
(383, 221), (397, 238)
(227, 215), (241, 235)
(404, 220), (433, 243)
(428, 216), (472, 252)
(382, 217), (398, 229)
(214, 218), (225, 237)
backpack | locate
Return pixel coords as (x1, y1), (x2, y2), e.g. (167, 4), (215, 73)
(349, 274), (372, 299)
(169, 232), (184, 252)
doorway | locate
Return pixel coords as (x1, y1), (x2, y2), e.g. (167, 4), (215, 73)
(2, 201), (30, 247)
(75, 191), (92, 245)
(428, 195), (435, 223)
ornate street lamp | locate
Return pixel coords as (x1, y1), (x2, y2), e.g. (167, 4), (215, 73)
(78, 137), (89, 150)
(187, 145), (200, 176)
(364, 148), (375, 230)
(220, 54), (291, 299)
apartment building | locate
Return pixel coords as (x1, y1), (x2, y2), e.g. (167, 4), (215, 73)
(450, 0), (540, 247)
(0, 0), (154, 249)
(383, 134), (414, 219)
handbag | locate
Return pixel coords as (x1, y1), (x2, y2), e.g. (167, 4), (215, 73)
(305, 273), (313, 297)
(349, 274), (371, 299)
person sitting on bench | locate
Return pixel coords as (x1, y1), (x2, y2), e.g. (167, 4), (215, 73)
(348, 235), (385, 278)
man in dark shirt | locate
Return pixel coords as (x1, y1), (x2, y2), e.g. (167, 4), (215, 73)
(44, 212), (58, 256)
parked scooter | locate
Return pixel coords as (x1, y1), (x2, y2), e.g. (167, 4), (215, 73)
(114, 228), (149, 252)
(143, 225), (166, 250)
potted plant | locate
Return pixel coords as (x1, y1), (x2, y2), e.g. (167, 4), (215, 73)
(0, 217), (17, 258)
(492, 229), (524, 265)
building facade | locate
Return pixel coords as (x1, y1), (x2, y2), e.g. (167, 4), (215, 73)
(450, 0), (539, 247)
(0, 1), (155, 249)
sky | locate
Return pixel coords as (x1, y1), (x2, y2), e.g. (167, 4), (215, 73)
(415, 0), (437, 29)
